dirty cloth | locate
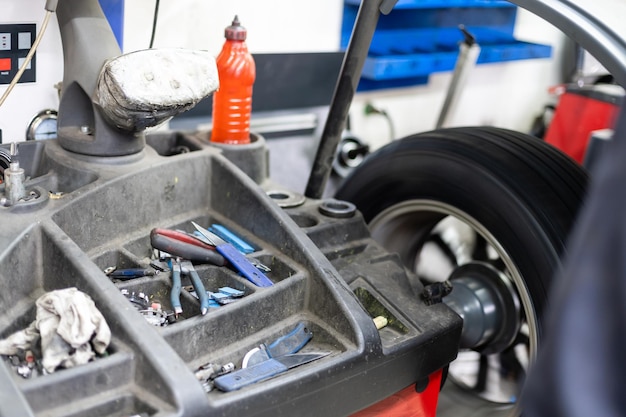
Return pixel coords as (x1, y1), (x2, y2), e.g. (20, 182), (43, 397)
(0, 288), (111, 373)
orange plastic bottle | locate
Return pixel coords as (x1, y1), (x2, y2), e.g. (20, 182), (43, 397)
(211, 16), (256, 144)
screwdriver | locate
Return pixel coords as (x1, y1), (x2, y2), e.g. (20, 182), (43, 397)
(106, 268), (159, 279)
(191, 222), (273, 287)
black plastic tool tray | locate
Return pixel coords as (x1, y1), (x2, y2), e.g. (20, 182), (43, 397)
(0, 136), (461, 417)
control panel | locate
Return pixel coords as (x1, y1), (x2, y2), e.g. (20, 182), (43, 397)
(0, 24), (36, 85)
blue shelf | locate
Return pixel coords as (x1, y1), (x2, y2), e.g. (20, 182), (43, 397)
(98, 0), (124, 49)
(342, 0), (552, 91)
(345, 0), (515, 8)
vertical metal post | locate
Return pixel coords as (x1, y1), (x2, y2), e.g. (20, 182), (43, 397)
(304, 0), (388, 199)
(435, 26), (480, 129)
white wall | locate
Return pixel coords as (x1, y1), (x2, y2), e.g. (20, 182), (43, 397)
(0, 0), (565, 148)
(123, 0), (344, 55)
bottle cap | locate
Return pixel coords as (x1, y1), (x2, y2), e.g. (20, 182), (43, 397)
(225, 15), (247, 41)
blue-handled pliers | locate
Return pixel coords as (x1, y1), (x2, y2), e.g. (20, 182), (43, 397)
(181, 260), (209, 315)
(169, 258), (183, 316)
(169, 258), (209, 316)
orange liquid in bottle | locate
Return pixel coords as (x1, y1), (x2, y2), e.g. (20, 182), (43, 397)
(211, 16), (256, 145)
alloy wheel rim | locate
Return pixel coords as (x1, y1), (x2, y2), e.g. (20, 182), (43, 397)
(369, 199), (538, 407)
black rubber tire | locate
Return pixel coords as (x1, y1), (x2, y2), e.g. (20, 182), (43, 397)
(335, 126), (588, 346)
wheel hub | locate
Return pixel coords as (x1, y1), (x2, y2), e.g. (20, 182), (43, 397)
(444, 262), (521, 354)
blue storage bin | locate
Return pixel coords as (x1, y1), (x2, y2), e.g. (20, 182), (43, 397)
(342, 0), (552, 90)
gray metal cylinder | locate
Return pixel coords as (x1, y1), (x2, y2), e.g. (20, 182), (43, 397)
(4, 162), (26, 203)
(444, 262), (520, 353)
(444, 275), (501, 349)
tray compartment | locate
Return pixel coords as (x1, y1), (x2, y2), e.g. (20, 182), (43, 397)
(114, 267), (255, 323)
(0, 225), (187, 416)
(161, 274), (310, 366)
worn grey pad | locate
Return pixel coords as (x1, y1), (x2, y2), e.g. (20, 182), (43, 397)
(95, 48), (219, 131)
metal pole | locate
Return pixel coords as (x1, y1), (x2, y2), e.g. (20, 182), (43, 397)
(436, 26), (480, 129)
(304, 0), (388, 199)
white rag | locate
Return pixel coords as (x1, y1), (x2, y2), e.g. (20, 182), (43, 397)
(0, 288), (111, 373)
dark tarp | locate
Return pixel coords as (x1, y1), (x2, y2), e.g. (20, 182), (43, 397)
(521, 104), (626, 416)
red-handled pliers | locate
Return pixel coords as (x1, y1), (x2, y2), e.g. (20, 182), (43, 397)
(150, 228), (226, 266)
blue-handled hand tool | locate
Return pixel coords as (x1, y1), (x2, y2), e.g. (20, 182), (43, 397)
(268, 322), (313, 357)
(209, 223), (255, 254)
(181, 260), (209, 315)
(106, 268), (159, 279)
(191, 221), (274, 287)
(242, 321), (313, 368)
(169, 258), (210, 316)
(169, 258), (183, 316)
(213, 352), (330, 392)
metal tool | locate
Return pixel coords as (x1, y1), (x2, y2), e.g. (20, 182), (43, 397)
(241, 344), (270, 369)
(248, 259), (271, 273)
(139, 309), (172, 327)
(105, 267), (159, 279)
(180, 261), (209, 315)
(208, 223), (255, 254)
(154, 228), (215, 251)
(150, 259), (170, 272)
(218, 287), (245, 298)
(121, 289), (151, 310)
(242, 322), (313, 368)
(209, 291), (237, 306)
(191, 222), (274, 287)
(151, 228), (226, 266)
(191, 229), (270, 272)
(195, 362), (236, 393)
(168, 258), (210, 316)
(184, 285), (246, 310)
(169, 259), (183, 316)
(155, 227), (270, 277)
(213, 352), (330, 392)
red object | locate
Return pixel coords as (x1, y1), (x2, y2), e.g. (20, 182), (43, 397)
(152, 228), (216, 251)
(544, 84), (622, 163)
(0, 58), (11, 71)
(350, 370), (442, 417)
(211, 15), (256, 145)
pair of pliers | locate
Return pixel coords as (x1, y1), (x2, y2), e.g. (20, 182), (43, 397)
(169, 258), (210, 316)
(152, 227), (271, 273)
(151, 228), (226, 266)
